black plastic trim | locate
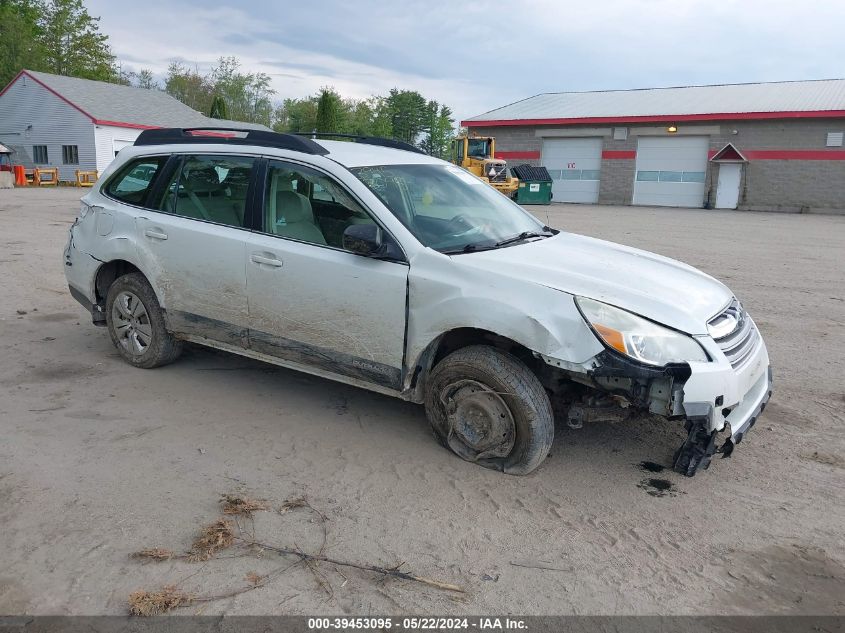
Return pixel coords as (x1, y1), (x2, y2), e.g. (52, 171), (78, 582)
(134, 128), (329, 155)
(294, 132), (426, 155)
(589, 349), (691, 381)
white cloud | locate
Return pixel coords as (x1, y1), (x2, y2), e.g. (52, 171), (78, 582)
(87, 0), (845, 123)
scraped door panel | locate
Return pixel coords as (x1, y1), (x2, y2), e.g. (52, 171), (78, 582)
(245, 233), (408, 390)
(134, 213), (249, 346)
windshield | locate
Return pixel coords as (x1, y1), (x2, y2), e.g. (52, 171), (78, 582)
(467, 139), (490, 159)
(351, 164), (549, 253)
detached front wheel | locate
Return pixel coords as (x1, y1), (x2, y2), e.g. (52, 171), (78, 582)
(424, 345), (554, 475)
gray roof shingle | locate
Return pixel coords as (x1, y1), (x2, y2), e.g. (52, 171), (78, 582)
(465, 79), (845, 124)
(23, 70), (270, 130)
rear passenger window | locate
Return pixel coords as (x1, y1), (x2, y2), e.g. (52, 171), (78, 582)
(157, 155), (254, 228)
(105, 157), (167, 206)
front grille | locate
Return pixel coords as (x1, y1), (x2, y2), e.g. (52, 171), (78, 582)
(486, 162), (508, 182)
(708, 298), (760, 369)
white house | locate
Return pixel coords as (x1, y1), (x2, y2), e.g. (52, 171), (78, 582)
(0, 69), (269, 181)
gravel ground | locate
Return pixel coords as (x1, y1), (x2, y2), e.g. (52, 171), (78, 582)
(1, 188), (843, 616)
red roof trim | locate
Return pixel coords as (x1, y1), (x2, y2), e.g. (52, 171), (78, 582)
(93, 119), (161, 130)
(0, 69), (26, 98)
(463, 110), (845, 127)
(0, 70), (165, 130)
(2, 70), (98, 122)
(710, 142), (748, 162)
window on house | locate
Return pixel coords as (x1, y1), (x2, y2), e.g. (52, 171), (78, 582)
(62, 145), (79, 164)
(33, 145), (48, 164)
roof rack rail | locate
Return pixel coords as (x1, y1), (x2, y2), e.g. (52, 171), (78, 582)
(133, 127), (329, 155)
(294, 132), (426, 155)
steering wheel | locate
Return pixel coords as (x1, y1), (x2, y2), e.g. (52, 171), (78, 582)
(448, 213), (484, 239)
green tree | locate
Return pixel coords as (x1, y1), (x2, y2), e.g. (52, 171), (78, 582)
(369, 96), (393, 138)
(210, 56), (274, 126)
(164, 62), (213, 113)
(208, 94), (228, 119)
(385, 89), (427, 144)
(135, 68), (157, 90)
(421, 101), (454, 158)
(345, 98), (373, 136)
(39, 0), (116, 81)
(0, 0), (44, 87)
(272, 96), (319, 133)
(315, 87), (345, 134)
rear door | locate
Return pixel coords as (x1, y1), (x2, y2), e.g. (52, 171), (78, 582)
(133, 153), (257, 346)
(244, 159), (408, 390)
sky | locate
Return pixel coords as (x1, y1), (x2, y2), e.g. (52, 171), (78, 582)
(86, 0), (845, 124)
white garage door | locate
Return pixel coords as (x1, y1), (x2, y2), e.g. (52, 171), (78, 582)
(632, 136), (708, 207)
(541, 138), (602, 203)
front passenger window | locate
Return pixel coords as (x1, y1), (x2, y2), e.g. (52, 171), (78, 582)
(264, 160), (375, 249)
(157, 155), (254, 228)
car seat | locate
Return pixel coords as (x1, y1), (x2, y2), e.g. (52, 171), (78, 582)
(271, 176), (327, 245)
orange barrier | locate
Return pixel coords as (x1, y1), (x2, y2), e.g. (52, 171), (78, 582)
(75, 170), (98, 187)
(24, 168), (36, 185)
(35, 167), (58, 186)
(13, 165), (27, 186)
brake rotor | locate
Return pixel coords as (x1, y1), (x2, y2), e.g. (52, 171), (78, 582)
(440, 379), (515, 461)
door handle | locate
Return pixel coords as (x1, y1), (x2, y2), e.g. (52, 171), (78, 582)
(250, 253), (283, 268)
(144, 228), (168, 240)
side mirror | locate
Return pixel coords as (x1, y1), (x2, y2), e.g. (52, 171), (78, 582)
(343, 223), (383, 256)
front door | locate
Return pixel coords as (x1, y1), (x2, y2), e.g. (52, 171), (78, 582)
(134, 153), (258, 346)
(245, 159), (408, 390)
(715, 163), (742, 209)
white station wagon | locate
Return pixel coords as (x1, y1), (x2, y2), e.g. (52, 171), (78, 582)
(64, 128), (773, 476)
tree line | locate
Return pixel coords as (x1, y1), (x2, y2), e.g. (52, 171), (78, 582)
(0, 0), (456, 158)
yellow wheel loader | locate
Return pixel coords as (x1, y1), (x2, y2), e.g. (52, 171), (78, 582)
(450, 135), (519, 198)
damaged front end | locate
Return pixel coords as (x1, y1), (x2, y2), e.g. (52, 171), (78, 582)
(536, 341), (772, 477)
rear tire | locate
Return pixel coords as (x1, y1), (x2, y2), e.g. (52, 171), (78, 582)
(105, 273), (182, 369)
(424, 345), (554, 475)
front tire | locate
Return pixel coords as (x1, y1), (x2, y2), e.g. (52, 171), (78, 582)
(424, 345), (554, 475)
(105, 273), (182, 369)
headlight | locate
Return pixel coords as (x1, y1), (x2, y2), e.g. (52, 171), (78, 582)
(576, 297), (708, 366)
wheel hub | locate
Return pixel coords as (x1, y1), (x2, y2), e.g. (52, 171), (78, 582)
(441, 379), (515, 460)
(112, 291), (152, 356)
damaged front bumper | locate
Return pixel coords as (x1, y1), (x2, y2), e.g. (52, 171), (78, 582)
(538, 326), (773, 476)
(674, 365), (772, 476)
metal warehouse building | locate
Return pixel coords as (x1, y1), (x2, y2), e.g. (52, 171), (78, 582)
(463, 80), (845, 213)
(0, 70), (269, 182)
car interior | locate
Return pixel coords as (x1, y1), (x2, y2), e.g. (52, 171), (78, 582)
(265, 165), (374, 248)
(162, 157), (254, 227)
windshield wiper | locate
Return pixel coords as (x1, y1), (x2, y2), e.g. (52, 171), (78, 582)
(441, 242), (496, 255)
(495, 226), (556, 248)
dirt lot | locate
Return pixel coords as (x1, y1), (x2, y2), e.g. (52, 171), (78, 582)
(1, 187), (843, 616)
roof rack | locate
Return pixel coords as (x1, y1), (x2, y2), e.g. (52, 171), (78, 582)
(133, 128), (329, 155)
(294, 132), (426, 155)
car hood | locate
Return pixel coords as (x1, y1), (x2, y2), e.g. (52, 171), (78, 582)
(453, 232), (733, 335)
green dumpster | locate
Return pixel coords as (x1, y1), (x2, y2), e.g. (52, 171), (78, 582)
(512, 164), (552, 205)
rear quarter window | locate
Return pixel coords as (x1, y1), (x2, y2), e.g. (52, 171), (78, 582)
(104, 156), (168, 206)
